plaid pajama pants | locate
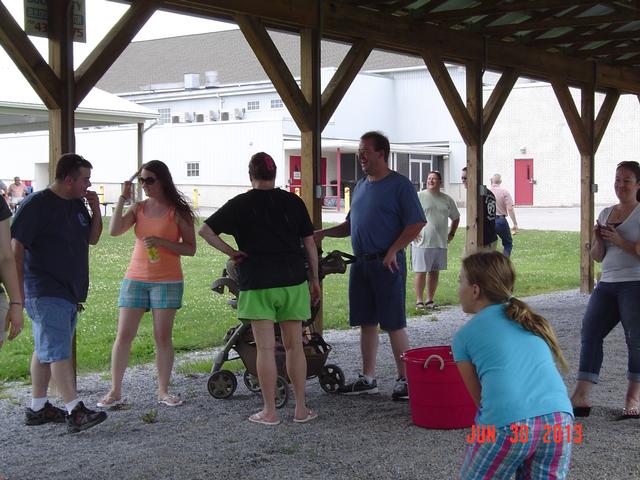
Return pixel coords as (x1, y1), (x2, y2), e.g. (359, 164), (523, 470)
(460, 412), (573, 480)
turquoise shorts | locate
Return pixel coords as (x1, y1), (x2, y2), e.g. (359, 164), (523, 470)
(238, 281), (310, 322)
(119, 279), (184, 309)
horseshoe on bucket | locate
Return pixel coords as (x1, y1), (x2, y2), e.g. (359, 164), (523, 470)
(423, 354), (445, 370)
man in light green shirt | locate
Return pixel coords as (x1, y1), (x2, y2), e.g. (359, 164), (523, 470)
(412, 171), (460, 309)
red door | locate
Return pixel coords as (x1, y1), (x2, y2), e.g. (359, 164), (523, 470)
(289, 156), (327, 193)
(514, 158), (534, 205)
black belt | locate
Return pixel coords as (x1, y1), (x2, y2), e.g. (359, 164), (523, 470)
(496, 215), (506, 218)
(357, 252), (387, 261)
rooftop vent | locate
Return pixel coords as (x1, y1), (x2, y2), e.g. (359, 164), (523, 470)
(184, 73), (200, 90)
(204, 70), (219, 87)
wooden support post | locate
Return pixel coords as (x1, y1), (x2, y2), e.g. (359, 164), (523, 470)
(300, 27), (322, 228)
(466, 61), (483, 254)
(552, 80), (598, 293)
(48, 0), (75, 182)
(48, 0), (76, 391)
(580, 86), (595, 293)
(301, 25), (323, 333)
(423, 55), (517, 254)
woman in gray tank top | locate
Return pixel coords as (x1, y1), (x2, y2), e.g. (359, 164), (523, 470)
(571, 161), (640, 420)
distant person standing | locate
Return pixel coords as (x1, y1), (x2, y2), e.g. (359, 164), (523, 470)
(462, 167), (497, 251)
(489, 174), (518, 257)
(412, 171), (460, 309)
(23, 180), (34, 196)
(7, 177), (26, 213)
(11, 154), (107, 433)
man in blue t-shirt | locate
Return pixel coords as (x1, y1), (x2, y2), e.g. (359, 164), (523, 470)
(315, 131), (426, 400)
(11, 153), (107, 433)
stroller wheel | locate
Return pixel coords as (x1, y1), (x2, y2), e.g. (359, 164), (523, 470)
(208, 370), (238, 399)
(319, 364), (345, 393)
(275, 376), (289, 409)
(243, 371), (261, 393)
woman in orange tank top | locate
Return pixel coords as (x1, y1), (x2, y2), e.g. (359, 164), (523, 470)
(98, 160), (196, 408)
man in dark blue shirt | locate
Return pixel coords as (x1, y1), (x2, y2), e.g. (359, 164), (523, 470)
(315, 131), (426, 400)
(11, 153), (107, 433)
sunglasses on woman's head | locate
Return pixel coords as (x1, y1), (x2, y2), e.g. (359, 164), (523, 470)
(138, 176), (157, 185)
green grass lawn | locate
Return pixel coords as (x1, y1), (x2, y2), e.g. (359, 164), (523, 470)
(0, 222), (581, 381)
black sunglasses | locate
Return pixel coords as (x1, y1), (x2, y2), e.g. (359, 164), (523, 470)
(138, 176), (157, 185)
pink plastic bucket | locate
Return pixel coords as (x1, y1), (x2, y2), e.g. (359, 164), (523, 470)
(401, 345), (477, 429)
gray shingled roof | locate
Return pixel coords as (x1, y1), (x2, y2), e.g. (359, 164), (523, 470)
(97, 29), (424, 94)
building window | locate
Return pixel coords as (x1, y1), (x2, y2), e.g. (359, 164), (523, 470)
(247, 100), (260, 111)
(158, 107), (171, 125)
(409, 154), (433, 191)
(270, 99), (284, 109)
(186, 162), (200, 177)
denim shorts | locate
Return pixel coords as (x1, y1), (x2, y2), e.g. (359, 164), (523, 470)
(25, 297), (77, 363)
(119, 279), (184, 309)
(238, 281), (310, 322)
(349, 252), (406, 331)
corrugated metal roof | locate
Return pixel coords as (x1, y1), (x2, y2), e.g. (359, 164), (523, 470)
(97, 29), (424, 94)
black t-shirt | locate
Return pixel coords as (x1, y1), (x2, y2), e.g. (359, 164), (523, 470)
(483, 190), (498, 246)
(204, 188), (314, 291)
(10, 189), (91, 303)
(0, 199), (10, 222)
(0, 199), (11, 294)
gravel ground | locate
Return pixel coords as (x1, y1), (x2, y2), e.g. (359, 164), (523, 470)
(2, 290), (639, 480)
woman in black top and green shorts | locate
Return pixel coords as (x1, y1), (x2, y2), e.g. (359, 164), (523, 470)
(199, 152), (321, 425)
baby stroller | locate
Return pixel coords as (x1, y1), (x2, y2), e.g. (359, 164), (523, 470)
(207, 250), (355, 408)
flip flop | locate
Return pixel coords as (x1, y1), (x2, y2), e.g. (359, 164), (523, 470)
(96, 395), (122, 408)
(415, 302), (425, 311)
(158, 395), (184, 407)
(248, 413), (280, 426)
(615, 406), (640, 421)
(293, 409), (318, 424)
(425, 300), (438, 310)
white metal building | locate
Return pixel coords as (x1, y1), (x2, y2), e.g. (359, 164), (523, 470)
(0, 29), (636, 209)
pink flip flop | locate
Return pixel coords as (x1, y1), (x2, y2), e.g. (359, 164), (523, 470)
(248, 413), (280, 426)
(293, 409), (318, 423)
(158, 395), (183, 407)
(96, 395), (122, 408)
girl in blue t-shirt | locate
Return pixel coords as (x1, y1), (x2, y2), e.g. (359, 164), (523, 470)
(453, 252), (573, 480)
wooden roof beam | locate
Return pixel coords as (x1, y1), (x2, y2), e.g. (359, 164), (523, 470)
(483, 13), (635, 37)
(0, 1), (61, 109)
(572, 42), (640, 58)
(422, 51), (476, 146)
(551, 80), (591, 154)
(594, 89), (620, 151)
(483, 68), (519, 141)
(75, 0), (156, 107)
(420, 0), (603, 22)
(529, 29), (640, 47)
(320, 39), (373, 130)
(236, 14), (311, 131)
